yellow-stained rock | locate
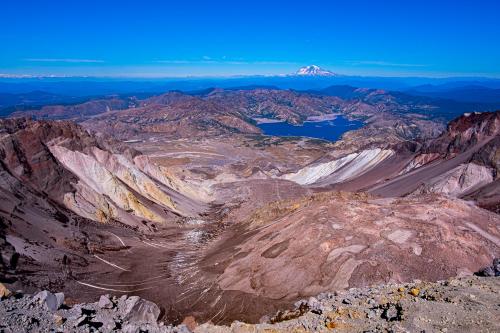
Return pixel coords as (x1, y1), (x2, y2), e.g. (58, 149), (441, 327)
(326, 321), (337, 329)
(0, 283), (11, 298)
(181, 316), (198, 331)
(410, 288), (420, 297)
(53, 314), (64, 326)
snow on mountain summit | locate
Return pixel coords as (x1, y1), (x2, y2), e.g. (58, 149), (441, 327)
(295, 65), (337, 76)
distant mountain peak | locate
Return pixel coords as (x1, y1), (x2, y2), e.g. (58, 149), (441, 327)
(295, 65), (337, 77)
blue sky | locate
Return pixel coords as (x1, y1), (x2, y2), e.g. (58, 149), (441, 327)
(1, 0), (499, 78)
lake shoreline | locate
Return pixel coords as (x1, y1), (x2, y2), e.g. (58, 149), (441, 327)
(257, 115), (363, 142)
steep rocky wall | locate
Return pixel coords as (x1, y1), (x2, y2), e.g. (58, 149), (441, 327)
(411, 162), (494, 197)
(0, 118), (208, 227)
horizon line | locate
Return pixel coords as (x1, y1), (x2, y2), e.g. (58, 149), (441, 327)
(2, 72), (500, 80)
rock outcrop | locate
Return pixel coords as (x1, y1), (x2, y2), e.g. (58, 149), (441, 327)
(0, 291), (188, 333)
(411, 162), (494, 197)
(424, 111), (500, 155)
(1, 275), (499, 332)
(0, 118), (207, 228)
(282, 148), (394, 185)
(370, 111), (500, 211)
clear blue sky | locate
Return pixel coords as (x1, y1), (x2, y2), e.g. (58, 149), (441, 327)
(1, 0), (499, 78)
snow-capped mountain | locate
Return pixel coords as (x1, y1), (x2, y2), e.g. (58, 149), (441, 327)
(295, 65), (337, 76)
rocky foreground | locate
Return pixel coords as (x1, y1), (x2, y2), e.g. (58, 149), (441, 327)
(1, 267), (499, 332)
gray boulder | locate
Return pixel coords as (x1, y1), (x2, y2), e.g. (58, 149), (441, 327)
(0, 239), (18, 269)
(34, 290), (65, 311)
(98, 294), (114, 309)
(123, 296), (160, 323)
(475, 258), (500, 277)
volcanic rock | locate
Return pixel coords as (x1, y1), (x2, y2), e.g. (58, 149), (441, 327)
(475, 258), (500, 277)
(98, 295), (114, 309)
(0, 283), (11, 298)
(123, 296), (161, 323)
(34, 290), (65, 311)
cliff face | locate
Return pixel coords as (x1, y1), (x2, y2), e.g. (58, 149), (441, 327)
(281, 148), (395, 185)
(0, 118), (95, 199)
(0, 118), (207, 228)
(424, 111), (500, 155)
(410, 112), (500, 204)
(0, 118), (215, 313)
(365, 111), (499, 209)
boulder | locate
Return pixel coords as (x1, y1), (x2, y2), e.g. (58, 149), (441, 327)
(494, 258), (500, 275)
(53, 314), (65, 326)
(182, 315), (198, 331)
(475, 258), (500, 277)
(0, 282), (11, 298)
(34, 291), (65, 311)
(123, 296), (160, 323)
(98, 294), (114, 309)
(0, 239), (18, 269)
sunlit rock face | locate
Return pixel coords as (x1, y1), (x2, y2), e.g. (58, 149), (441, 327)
(399, 153), (441, 174)
(0, 118), (94, 199)
(369, 111), (499, 208)
(425, 111), (500, 154)
(282, 148), (394, 185)
(50, 145), (168, 223)
(0, 118), (207, 227)
(133, 155), (213, 204)
(411, 162), (494, 197)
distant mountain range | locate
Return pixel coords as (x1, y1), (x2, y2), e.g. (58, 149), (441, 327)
(1, 70), (500, 112)
(406, 85), (500, 103)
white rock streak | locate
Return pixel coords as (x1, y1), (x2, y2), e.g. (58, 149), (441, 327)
(93, 255), (130, 272)
(283, 148), (394, 185)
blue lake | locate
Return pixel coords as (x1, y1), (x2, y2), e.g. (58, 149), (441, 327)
(257, 115), (363, 142)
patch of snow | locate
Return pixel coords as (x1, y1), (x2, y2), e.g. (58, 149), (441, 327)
(295, 65), (337, 77)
